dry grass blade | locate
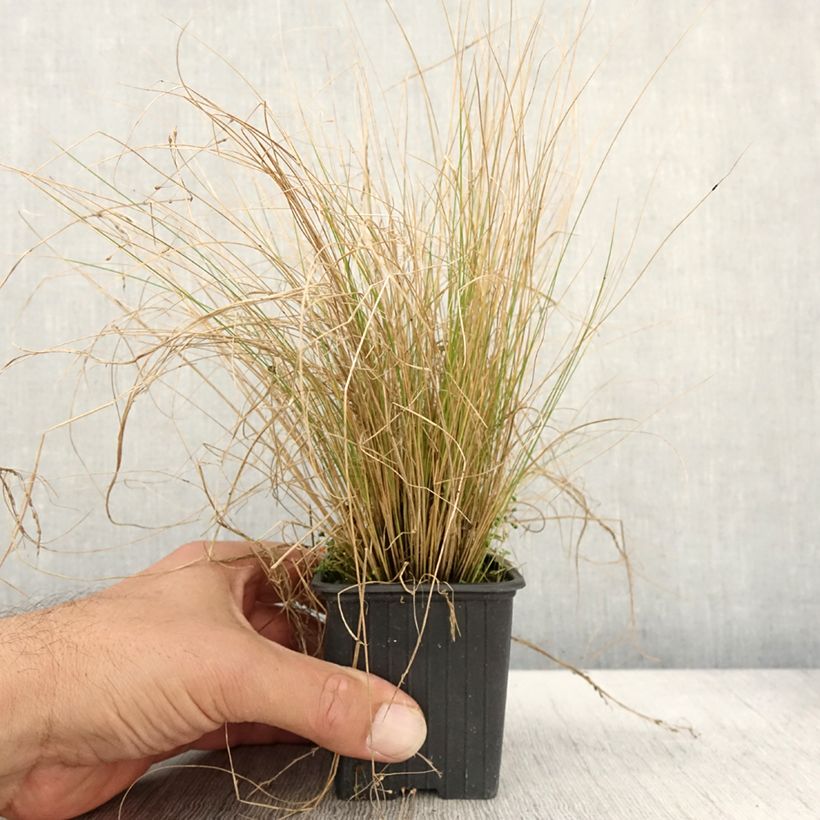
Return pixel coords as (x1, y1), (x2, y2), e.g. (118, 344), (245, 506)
(513, 636), (698, 737)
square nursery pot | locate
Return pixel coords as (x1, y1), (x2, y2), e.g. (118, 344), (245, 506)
(312, 566), (525, 799)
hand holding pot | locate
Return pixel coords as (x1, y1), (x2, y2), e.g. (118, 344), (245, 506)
(0, 541), (427, 819)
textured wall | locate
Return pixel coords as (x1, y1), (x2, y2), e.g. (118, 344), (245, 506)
(1, 1), (817, 669)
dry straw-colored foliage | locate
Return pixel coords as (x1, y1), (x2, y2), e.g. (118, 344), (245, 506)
(2, 2), (725, 592)
(7, 13), (624, 589)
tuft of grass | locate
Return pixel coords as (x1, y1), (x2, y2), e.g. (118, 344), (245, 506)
(8, 12), (646, 587)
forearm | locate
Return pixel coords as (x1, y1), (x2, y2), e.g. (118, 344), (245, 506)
(0, 610), (56, 809)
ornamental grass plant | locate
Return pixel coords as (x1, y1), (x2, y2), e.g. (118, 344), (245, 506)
(8, 13), (628, 593)
(0, 5), (724, 810)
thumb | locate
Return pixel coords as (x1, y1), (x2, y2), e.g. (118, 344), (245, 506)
(225, 636), (427, 763)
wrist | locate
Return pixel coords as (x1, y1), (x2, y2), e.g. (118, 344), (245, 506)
(0, 609), (58, 806)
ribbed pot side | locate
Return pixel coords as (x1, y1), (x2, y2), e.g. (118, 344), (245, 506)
(312, 568), (525, 800)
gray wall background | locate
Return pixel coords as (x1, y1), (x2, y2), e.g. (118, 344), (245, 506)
(0, 0), (817, 669)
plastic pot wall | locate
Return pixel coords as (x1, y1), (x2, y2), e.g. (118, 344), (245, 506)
(312, 568), (525, 799)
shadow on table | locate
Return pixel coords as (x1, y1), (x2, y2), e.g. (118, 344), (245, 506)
(80, 745), (336, 819)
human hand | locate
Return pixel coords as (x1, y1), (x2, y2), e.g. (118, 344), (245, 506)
(0, 541), (427, 819)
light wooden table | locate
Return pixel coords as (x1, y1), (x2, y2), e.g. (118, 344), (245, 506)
(81, 670), (820, 819)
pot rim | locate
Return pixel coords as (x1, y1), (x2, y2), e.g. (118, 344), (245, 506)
(311, 564), (525, 598)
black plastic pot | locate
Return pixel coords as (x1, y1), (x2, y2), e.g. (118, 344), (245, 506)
(312, 567), (525, 799)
